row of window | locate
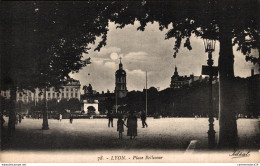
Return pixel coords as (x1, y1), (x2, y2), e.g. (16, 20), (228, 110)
(116, 77), (126, 83)
(173, 82), (185, 85)
(17, 94), (79, 101)
(16, 87), (79, 97)
(18, 91), (79, 98)
(116, 85), (127, 90)
(48, 93), (78, 98)
(48, 87), (79, 92)
(17, 93), (78, 99)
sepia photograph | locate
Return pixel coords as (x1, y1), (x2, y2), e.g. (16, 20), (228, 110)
(0, 0), (259, 164)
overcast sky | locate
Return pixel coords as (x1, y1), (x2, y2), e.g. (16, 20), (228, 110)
(71, 21), (259, 93)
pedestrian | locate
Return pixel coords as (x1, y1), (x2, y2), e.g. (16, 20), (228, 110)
(117, 115), (126, 139)
(18, 114), (22, 123)
(127, 111), (137, 139)
(107, 111), (113, 127)
(59, 114), (62, 122)
(141, 111), (148, 128)
(15, 113), (19, 125)
(1, 114), (5, 129)
(69, 114), (73, 124)
(195, 115), (198, 120)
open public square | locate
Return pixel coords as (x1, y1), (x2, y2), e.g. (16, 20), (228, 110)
(2, 117), (259, 151)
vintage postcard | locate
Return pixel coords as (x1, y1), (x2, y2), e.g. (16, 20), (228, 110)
(0, 0), (259, 164)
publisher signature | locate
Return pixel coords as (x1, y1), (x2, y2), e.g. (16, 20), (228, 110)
(229, 150), (250, 159)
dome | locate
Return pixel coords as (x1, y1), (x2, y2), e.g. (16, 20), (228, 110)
(115, 57), (126, 76)
(116, 69), (126, 76)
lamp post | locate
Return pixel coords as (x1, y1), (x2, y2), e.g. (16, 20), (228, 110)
(146, 71), (147, 115)
(115, 87), (118, 113)
(203, 38), (216, 149)
(42, 87), (49, 130)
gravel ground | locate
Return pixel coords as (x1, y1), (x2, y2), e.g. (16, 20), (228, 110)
(1, 117), (259, 151)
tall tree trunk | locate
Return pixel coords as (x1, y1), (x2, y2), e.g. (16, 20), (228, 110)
(42, 88), (49, 130)
(8, 85), (16, 135)
(217, 25), (238, 149)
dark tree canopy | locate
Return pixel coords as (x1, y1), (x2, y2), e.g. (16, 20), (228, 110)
(0, 1), (111, 131)
(0, 1), (109, 91)
(111, 0), (258, 59)
(1, 0), (258, 90)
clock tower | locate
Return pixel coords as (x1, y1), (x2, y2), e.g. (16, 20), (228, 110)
(115, 57), (128, 98)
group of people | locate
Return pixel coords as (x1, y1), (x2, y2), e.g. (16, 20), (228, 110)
(32, 114), (41, 119)
(108, 111), (148, 140)
(58, 113), (74, 124)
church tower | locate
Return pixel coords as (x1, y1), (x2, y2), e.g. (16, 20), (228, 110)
(115, 58), (128, 98)
(174, 66), (179, 77)
(170, 65), (180, 88)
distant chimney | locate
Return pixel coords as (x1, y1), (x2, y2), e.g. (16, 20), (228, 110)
(251, 69), (254, 77)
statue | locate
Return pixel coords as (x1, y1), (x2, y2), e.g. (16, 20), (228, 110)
(83, 83), (93, 95)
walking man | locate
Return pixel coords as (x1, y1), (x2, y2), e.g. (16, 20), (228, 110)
(1, 114), (5, 129)
(15, 113), (19, 125)
(141, 111), (148, 128)
(107, 111), (113, 127)
(69, 114), (73, 124)
(18, 114), (22, 123)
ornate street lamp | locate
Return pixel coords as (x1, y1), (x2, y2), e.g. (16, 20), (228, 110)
(203, 39), (216, 53)
(202, 38), (217, 149)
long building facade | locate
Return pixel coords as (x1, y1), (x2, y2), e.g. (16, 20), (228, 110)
(170, 66), (202, 89)
(1, 79), (81, 102)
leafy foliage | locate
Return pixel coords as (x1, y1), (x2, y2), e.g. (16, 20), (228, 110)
(108, 0), (259, 68)
(0, 1), (109, 91)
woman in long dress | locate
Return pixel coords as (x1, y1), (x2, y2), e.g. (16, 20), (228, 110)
(127, 112), (137, 139)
